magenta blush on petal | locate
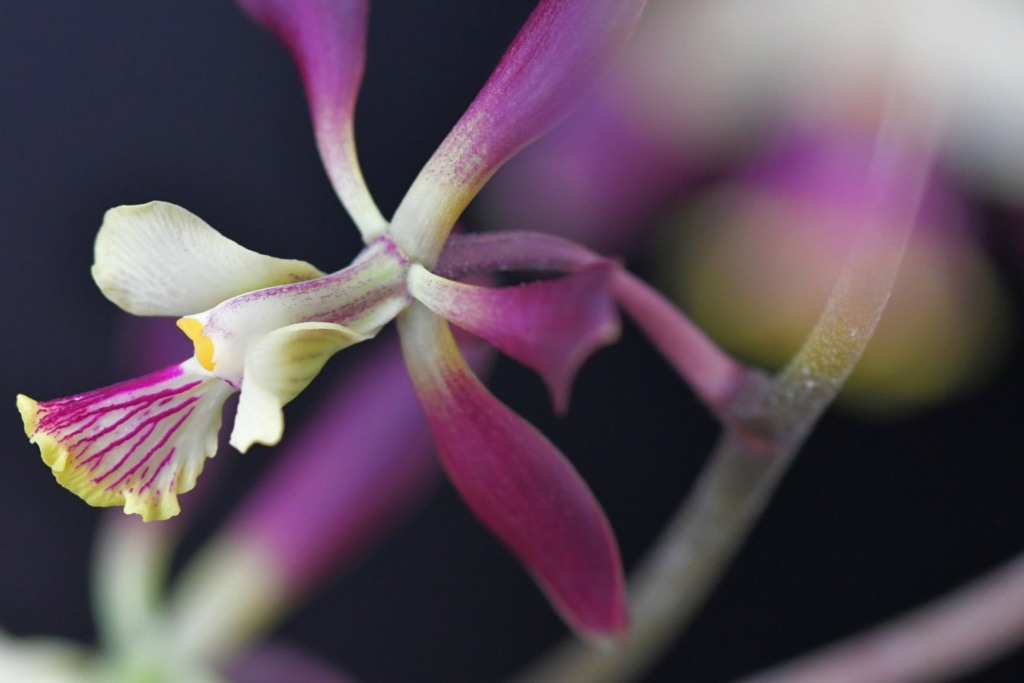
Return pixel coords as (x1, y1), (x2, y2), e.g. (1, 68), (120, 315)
(407, 263), (620, 412)
(234, 0), (366, 122)
(398, 303), (628, 637)
(435, 232), (747, 417)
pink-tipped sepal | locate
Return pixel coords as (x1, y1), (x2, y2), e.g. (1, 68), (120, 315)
(399, 303), (627, 638)
(407, 263), (620, 412)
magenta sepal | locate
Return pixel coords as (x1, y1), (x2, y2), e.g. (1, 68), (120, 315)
(234, 0), (384, 235)
(389, 0), (648, 263)
(233, 0), (365, 153)
(399, 302), (628, 638)
(435, 231), (746, 415)
(409, 264), (620, 413)
(610, 268), (745, 415)
(430, 0), (648, 188)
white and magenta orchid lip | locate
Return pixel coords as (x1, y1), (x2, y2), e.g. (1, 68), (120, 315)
(18, 360), (233, 522)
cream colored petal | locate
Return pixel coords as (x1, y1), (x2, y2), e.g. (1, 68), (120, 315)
(92, 201), (325, 316)
(230, 323), (367, 452)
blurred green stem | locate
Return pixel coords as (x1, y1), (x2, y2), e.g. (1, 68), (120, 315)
(91, 514), (177, 656)
(513, 93), (937, 683)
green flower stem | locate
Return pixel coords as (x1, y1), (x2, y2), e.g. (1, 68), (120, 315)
(513, 96), (937, 683)
(160, 538), (288, 666)
(89, 513), (230, 682)
(91, 513), (178, 656)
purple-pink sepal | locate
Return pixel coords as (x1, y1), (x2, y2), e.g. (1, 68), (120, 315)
(233, 0), (381, 231)
(436, 231), (746, 416)
(435, 0), (648, 188)
(399, 305), (628, 638)
(412, 264), (620, 413)
(233, 0), (366, 143)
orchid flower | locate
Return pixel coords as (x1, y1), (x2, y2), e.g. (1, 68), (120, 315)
(18, 0), (646, 637)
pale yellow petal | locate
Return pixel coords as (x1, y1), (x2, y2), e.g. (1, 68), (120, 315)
(230, 323), (367, 452)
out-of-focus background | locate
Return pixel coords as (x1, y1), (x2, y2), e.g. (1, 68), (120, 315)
(2, 1), (1024, 681)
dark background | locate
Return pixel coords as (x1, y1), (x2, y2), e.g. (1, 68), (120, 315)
(2, 1), (1024, 681)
